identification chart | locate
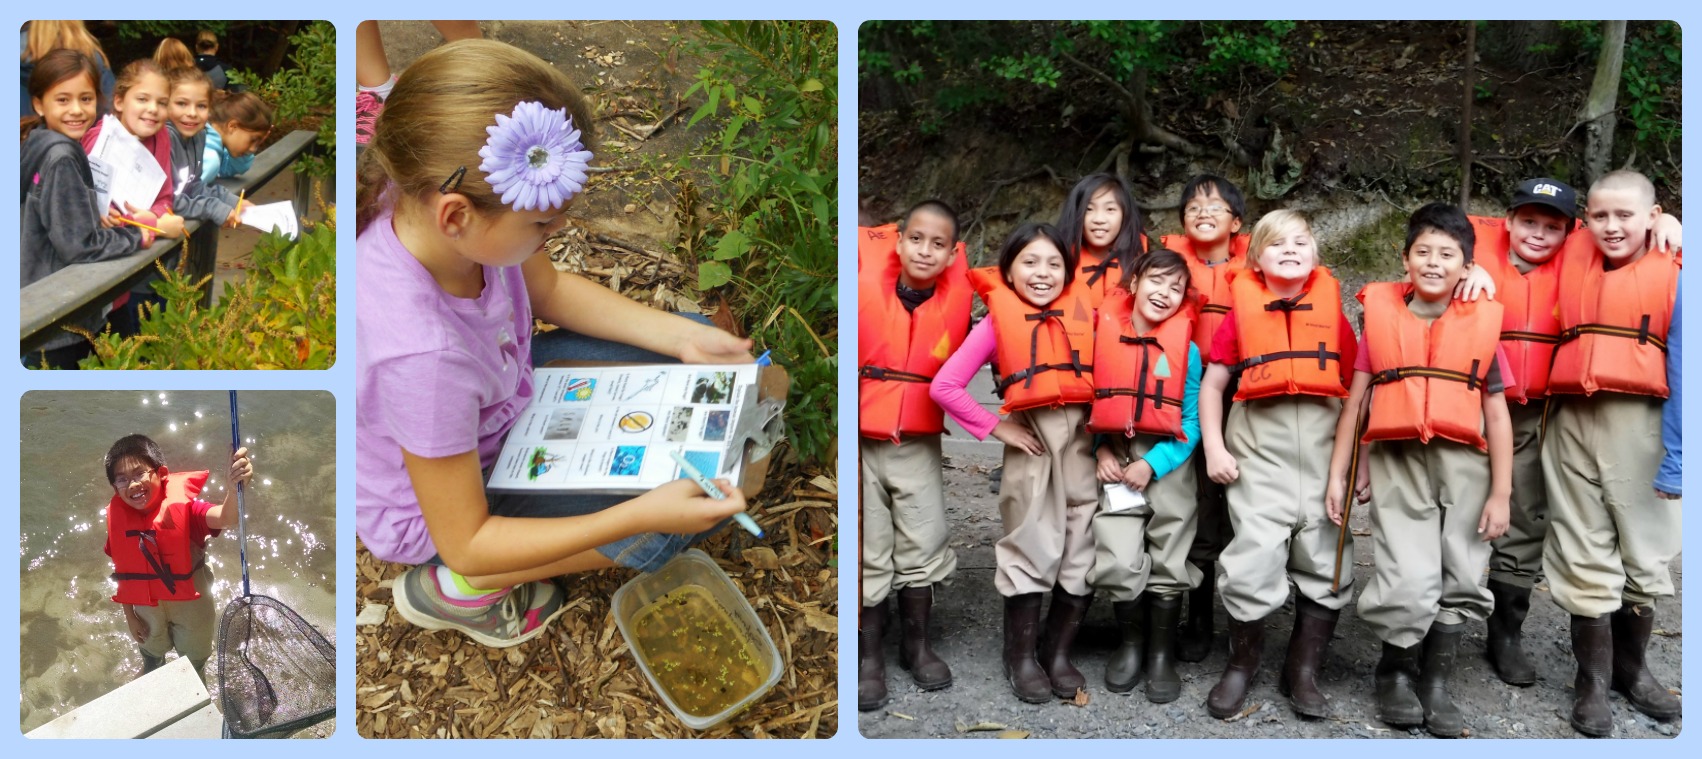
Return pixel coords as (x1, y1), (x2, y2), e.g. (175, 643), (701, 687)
(487, 364), (760, 493)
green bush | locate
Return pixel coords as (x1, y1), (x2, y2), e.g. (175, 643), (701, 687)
(232, 21), (336, 179)
(683, 21), (837, 468)
(78, 211), (336, 370)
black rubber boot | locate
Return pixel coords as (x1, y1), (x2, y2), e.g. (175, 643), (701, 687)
(1416, 623), (1465, 738)
(858, 603), (889, 711)
(1105, 598), (1147, 693)
(1486, 579), (1537, 686)
(1278, 596), (1340, 718)
(1177, 563), (1215, 662)
(1569, 613), (1614, 737)
(896, 586), (953, 690)
(1610, 604), (1681, 721)
(1206, 616), (1264, 719)
(1038, 586), (1093, 698)
(1145, 594), (1183, 704)
(139, 649), (165, 676)
(1374, 641), (1423, 727)
(1003, 593), (1052, 703)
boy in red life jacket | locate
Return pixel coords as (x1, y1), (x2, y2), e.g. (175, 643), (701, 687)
(1327, 203), (1514, 738)
(1466, 179), (1683, 687)
(1542, 170), (1681, 737)
(103, 433), (253, 680)
(1159, 174), (1251, 664)
(1195, 209), (1357, 720)
(1083, 250), (1202, 704)
(856, 201), (972, 711)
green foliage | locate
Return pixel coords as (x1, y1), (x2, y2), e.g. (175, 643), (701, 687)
(1560, 21), (1681, 183)
(684, 21), (837, 467)
(232, 21), (335, 178)
(79, 213), (336, 370)
(114, 21), (230, 41)
(860, 21), (1293, 132)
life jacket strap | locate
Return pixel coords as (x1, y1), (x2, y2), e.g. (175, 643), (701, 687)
(1501, 330), (1560, 345)
(859, 365), (932, 383)
(1200, 303), (1231, 315)
(1370, 359), (1487, 393)
(1231, 342), (1341, 374)
(112, 528), (204, 595)
(1558, 319), (1668, 352)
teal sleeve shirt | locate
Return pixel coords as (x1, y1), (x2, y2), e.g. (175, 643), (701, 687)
(1142, 343), (1202, 479)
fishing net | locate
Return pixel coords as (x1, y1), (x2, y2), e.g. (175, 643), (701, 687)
(214, 391), (335, 738)
(217, 594), (335, 738)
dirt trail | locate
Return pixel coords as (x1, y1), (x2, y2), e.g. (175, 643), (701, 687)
(858, 450), (1682, 740)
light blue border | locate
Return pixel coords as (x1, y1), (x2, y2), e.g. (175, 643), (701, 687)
(0, 3), (1691, 756)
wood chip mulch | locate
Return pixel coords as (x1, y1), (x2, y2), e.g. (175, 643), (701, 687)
(354, 467), (839, 739)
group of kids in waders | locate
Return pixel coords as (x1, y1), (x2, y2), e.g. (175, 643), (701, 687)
(21, 24), (273, 368)
(858, 170), (1682, 738)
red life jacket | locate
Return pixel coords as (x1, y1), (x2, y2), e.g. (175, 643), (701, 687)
(1549, 246), (1680, 398)
(970, 266), (1096, 413)
(107, 470), (211, 606)
(1359, 283), (1503, 450)
(1088, 288), (1194, 439)
(1075, 236), (1148, 309)
(1160, 233), (1250, 350)
(1228, 269), (1350, 401)
(857, 224), (973, 441)
(1466, 215), (1588, 403)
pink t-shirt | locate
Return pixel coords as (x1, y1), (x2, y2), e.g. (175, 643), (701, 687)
(355, 205), (536, 565)
(929, 318), (1002, 440)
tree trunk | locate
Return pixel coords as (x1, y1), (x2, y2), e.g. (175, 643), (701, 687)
(1459, 21), (1475, 207)
(1581, 20), (1626, 186)
(260, 21), (300, 77)
(1482, 21), (1563, 70)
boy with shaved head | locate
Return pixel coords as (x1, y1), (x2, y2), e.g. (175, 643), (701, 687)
(1542, 170), (1682, 736)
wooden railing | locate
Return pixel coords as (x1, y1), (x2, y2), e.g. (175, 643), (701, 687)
(20, 130), (320, 355)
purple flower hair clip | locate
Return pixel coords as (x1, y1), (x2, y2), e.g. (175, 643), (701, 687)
(477, 101), (594, 212)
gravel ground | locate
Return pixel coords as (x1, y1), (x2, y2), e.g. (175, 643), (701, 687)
(857, 451), (1682, 740)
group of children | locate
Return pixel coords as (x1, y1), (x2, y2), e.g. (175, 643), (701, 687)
(21, 29), (272, 368)
(858, 170), (1681, 737)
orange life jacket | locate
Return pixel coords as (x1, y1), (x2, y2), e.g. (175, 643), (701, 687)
(1359, 283), (1503, 450)
(1075, 236), (1148, 308)
(107, 470), (212, 606)
(1466, 215), (1591, 403)
(1088, 289), (1194, 438)
(1161, 233), (1250, 349)
(1228, 269), (1349, 401)
(857, 224), (973, 441)
(970, 266), (1096, 413)
(1548, 246), (1679, 398)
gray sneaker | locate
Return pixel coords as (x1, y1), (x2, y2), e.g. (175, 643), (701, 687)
(392, 566), (567, 648)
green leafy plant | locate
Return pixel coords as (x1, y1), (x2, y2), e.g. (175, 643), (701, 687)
(683, 21), (837, 467)
(77, 210), (336, 369)
(232, 21), (335, 178)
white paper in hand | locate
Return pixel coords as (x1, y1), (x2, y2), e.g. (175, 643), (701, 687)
(1103, 482), (1150, 514)
(239, 200), (300, 239)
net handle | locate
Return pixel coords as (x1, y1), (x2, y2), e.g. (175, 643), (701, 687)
(230, 391), (250, 597)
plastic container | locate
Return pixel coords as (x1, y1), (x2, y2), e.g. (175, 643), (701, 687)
(612, 549), (783, 730)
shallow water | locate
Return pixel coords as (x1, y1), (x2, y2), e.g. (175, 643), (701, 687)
(19, 391), (336, 733)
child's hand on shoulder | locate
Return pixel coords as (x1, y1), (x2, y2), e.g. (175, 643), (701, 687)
(678, 323), (755, 364)
(1451, 264), (1497, 302)
(229, 446), (254, 489)
(632, 477), (748, 535)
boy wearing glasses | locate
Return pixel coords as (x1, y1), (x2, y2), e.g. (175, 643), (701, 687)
(1157, 174), (1251, 662)
(103, 434), (252, 679)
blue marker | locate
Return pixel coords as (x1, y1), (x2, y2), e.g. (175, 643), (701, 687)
(669, 449), (764, 538)
(755, 349), (772, 367)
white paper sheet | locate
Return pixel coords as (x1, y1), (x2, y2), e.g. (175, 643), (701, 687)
(239, 200), (299, 239)
(85, 114), (165, 214)
(1103, 482), (1150, 514)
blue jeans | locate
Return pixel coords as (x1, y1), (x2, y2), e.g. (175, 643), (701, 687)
(489, 314), (724, 573)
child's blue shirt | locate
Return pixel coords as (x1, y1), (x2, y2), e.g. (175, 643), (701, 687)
(202, 124), (256, 183)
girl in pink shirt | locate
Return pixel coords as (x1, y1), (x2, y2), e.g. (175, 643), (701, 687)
(355, 40), (752, 649)
(930, 222), (1099, 703)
